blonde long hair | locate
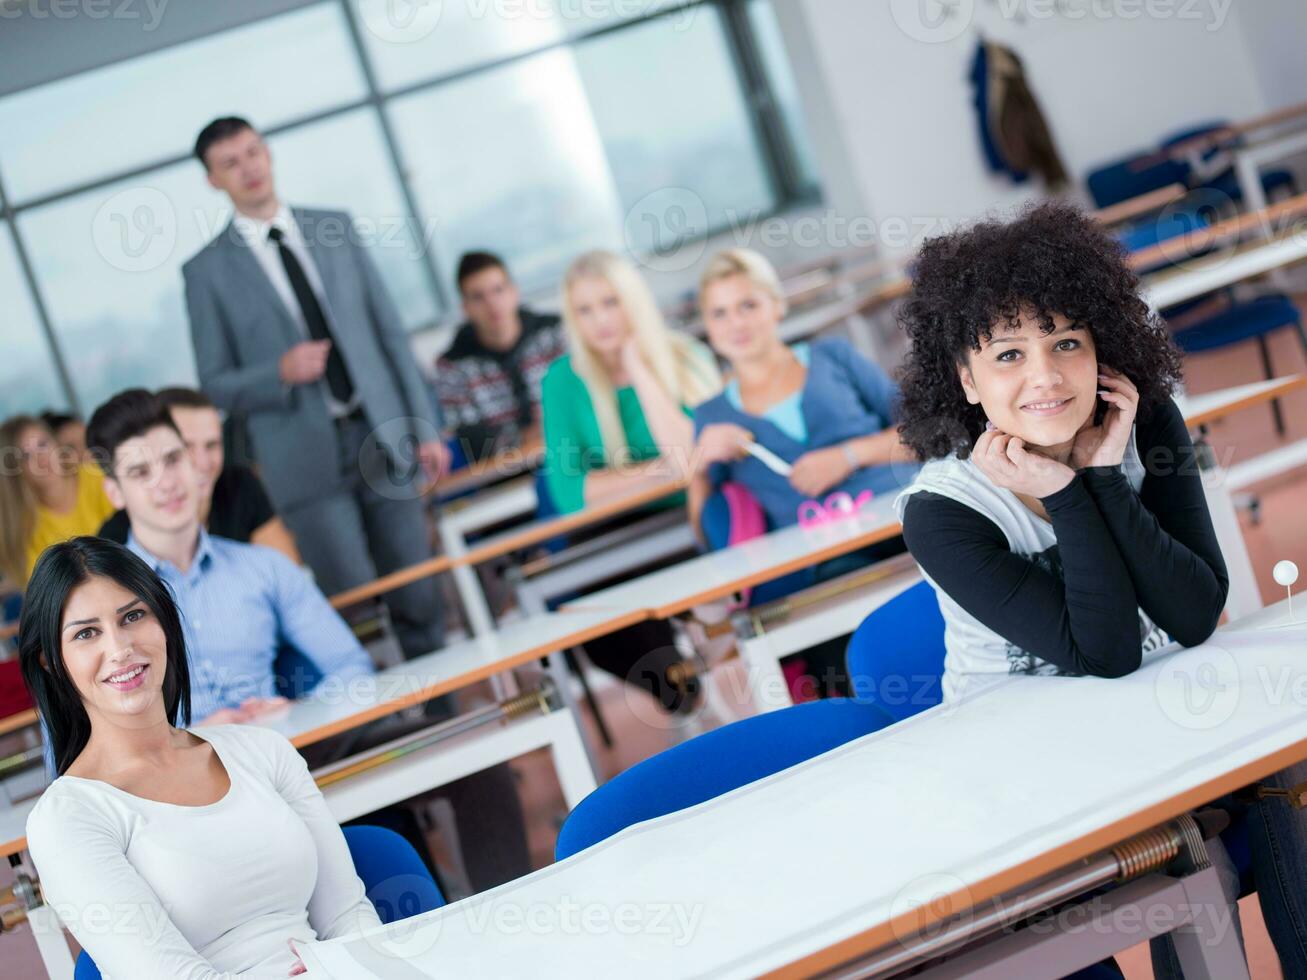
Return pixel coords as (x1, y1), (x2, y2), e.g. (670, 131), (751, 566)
(0, 416), (41, 587)
(561, 250), (721, 457)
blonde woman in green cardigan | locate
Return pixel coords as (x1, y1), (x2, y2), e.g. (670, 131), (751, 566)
(542, 250), (721, 512)
(541, 250), (721, 714)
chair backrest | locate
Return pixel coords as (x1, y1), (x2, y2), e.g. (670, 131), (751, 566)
(74, 824), (442, 979)
(845, 580), (947, 723)
(272, 643), (324, 701)
(698, 483), (812, 607)
(1086, 153), (1190, 209)
(555, 697), (894, 861)
(342, 824), (445, 923)
(1160, 120), (1233, 160)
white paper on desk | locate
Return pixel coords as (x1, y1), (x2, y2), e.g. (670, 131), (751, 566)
(293, 933), (440, 979)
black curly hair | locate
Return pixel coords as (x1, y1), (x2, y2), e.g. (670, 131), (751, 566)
(896, 201), (1183, 460)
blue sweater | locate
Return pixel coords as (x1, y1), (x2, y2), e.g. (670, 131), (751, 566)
(693, 338), (917, 529)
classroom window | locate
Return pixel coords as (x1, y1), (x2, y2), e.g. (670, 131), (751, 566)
(0, 4), (365, 205)
(0, 225), (68, 418)
(387, 47), (626, 294)
(0, 0), (819, 413)
(16, 163), (219, 413)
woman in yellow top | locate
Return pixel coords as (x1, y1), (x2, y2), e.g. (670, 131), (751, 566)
(0, 415), (116, 588)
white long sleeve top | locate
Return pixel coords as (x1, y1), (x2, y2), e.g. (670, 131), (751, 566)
(26, 724), (382, 979)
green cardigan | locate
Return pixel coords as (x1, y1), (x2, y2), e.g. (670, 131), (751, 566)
(541, 354), (689, 514)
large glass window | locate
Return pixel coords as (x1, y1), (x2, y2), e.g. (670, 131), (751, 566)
(0, 4), (366, 204)
(2, 0), (819, 414)
(17, 163), (224, 412)
(576, 8), (776, 252)
(748, 0), (821, 196)
(0, 225), (67, 418)
(388, 48), (626, 292)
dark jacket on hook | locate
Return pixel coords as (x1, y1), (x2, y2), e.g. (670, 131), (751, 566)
(970, 39), (1068, 190)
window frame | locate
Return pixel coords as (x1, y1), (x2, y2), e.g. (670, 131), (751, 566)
(1, 0), (820, 415)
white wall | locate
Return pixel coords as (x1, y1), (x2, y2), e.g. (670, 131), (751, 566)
(1231, 0), (1307, 111)
(776, 0), (1270, 259)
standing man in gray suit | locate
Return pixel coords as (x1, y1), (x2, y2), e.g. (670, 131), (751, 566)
(184, 116), (449, 661)
(182, 117), (533, 892)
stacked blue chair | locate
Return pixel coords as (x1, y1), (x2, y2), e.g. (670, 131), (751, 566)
(1159, 121), (1296, 206)
(74, 825), (443, 979)
(554, 697), (895, 860)
(845, 579), (947, 723)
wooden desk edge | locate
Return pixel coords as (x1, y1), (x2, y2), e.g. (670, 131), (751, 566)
(562, 520), (904, 618)
(283, 608), (648, 748)
(764, 735), (1307, 980)
(1183, 376), (1307, 430)
(0, 708), (38, 737)
(461, 480), (688, 565)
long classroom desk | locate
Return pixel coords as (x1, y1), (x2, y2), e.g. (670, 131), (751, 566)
(561, 494), (904, 619)
(297, 602), (1307, 979)
(1141, 223), (1307, 310)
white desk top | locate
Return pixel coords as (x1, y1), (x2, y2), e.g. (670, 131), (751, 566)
(255, 606), (646, 747)
(300, 605), (1307, 979)
(0, 607), (641, 858)
(562, 494), (903, 617)
(1142, 228), (1307, 310)
(440, 476), (538, 536)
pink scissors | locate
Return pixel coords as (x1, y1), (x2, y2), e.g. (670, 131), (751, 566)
(797, 490), (875, 528)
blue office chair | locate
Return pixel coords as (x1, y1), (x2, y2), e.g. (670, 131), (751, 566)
(554, 697), (895, 861)
(1086, 152), (1190, 210)
(74, 825), (442, 979)
(845, 580), (947, 723)
(1160, 120), (1296, 206)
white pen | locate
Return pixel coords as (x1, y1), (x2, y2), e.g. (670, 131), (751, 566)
(744, 440), (793, 477)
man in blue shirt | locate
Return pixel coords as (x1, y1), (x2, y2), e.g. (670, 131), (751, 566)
(85, 389), (531, 891)
(87, 391), (371, 724)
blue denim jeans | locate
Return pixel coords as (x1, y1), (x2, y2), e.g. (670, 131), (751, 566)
(1152, 759), (1307, 979)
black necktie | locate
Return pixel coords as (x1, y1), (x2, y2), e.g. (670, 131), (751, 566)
(267, 225), (354, 404)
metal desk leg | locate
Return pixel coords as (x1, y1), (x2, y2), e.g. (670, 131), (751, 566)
(1170, 864), (1251, 980)
(1200, 468), (1263, 619)
(438, 517), (496, 640)
(738, 632), (794, 713)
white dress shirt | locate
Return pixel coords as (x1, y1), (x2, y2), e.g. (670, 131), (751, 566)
(233, 205), (359, 417)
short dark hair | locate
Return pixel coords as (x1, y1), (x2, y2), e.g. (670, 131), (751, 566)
(40, 411), (81, 432)
(86, 389), (180, 477)
(194, 116), (256, 169)
(20, 536), (191, 775)
(155, 387), (215, 413)
(456, 251), (509, 293)
(896, 201), (1184, 460)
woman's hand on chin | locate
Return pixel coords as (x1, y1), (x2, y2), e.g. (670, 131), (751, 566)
(972, 429), (1075, 499)
(1071, 367), (1139, 469)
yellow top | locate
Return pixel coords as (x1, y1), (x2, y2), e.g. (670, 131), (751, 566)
(24, 465), (115, 582)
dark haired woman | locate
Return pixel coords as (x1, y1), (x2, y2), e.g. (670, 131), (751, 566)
(894, 201), (1307, 977)
(21, 537), (379, 978)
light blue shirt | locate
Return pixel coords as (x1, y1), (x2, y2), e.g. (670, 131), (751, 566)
(126, 529), (375, 722)
(725, 343), (810, 443)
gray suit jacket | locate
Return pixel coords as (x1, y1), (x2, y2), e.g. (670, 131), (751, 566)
(184, 207), (437, 511)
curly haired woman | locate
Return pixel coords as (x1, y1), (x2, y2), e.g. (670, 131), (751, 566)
(894, 201), (1307, 978)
